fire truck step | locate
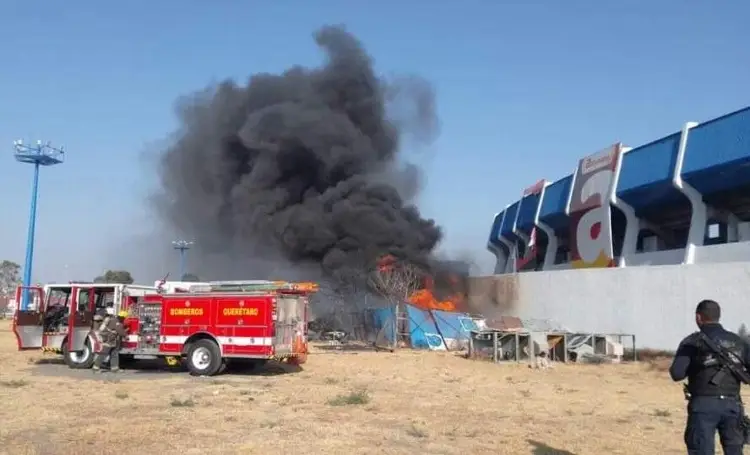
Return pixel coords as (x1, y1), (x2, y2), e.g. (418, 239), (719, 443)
(133, 355), (159, 360)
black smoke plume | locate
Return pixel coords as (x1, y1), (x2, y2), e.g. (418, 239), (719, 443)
(153, 25), (461, 293)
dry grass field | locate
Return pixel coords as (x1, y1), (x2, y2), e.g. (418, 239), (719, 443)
(0, 320), (729, 455)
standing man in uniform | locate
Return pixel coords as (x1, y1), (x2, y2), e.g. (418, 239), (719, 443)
(90, 309), (106, 370)
(91, 307), (113, 372)
(93, 309), (129, 373)
(670, 299), (750, 455)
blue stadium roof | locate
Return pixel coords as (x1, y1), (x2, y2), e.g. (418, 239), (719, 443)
(538, 175), (572, 231)
(515, 191), (541, 233)
(618, 132), (683, 212)
(490, 106), (750, 242)
(682, 107), (750, 195)
(500, 201), (520, 241)
(487, 212), (505, 250)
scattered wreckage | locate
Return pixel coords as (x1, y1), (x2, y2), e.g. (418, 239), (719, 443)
(468, 316), (635, 365)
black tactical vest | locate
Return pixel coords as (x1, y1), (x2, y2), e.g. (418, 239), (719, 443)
(687, 325), (746, 397)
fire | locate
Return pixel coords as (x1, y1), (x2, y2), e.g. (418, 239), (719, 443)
(377, 255), (397, 272)
(375, 255), (465, 312)
(408, 288), (464, 312)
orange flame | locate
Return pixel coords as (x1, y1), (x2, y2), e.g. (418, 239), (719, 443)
(375, 255), (465, 312)
(408, 288), (464, 312)
(377, 255), (397, 272)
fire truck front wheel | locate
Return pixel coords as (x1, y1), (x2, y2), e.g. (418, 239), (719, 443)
(62, 340), (95, 370)
(186, 339), (223, 376)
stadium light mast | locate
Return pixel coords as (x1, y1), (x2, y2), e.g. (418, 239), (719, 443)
(13, 139), (65, 310)
(172, 240), (194, 280)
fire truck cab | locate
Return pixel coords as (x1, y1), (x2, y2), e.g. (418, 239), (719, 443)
(14, 280), (315, 376)
(12, 282), (157, 369)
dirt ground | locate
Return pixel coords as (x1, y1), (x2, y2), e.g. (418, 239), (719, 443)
(0, 320), (729, 455)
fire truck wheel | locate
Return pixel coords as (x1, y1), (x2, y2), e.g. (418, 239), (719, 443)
(62, 340), (95, 370)
(186, 339), (222, 376)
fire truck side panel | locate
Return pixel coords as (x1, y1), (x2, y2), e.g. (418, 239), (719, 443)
(160, 297), (213, 353)
(44, 334), (67, 351)
(214, 296), (272, 356)
(119, 293), (277, 359)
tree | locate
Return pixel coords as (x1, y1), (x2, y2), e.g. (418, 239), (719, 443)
(368, 257), (422, 306)
(181, 273), (200, 282)
(0, 260), (21, 296)
(94, 270), (134, 284)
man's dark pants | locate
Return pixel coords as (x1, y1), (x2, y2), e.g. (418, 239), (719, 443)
(94, 345), (120, 371)
(685, 395), (744, 455)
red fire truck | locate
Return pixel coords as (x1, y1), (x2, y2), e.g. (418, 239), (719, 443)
(12, 280), (316, 376)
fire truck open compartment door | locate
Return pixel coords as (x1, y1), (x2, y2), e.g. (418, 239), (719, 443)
(67, 286), (95, 352)
(274, 295), (303, 355)
(12, 286), (45, 350)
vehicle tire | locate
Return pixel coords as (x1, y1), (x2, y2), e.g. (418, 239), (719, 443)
(62, 339), (95, 370)
(185, 339), (223, 376)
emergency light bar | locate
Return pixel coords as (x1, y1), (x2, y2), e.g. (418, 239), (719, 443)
(189, 280), (319, 294)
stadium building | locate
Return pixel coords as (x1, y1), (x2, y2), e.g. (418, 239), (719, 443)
(479, 106), (750, 349)
(488, 106), (750, 274)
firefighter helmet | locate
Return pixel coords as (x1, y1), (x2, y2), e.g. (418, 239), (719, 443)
(117, 310), (129, 318)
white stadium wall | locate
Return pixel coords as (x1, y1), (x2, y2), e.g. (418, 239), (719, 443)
(469, 262), (750, 350)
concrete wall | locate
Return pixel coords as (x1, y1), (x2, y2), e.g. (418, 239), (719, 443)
(693, 243), (750, 264)
(468, 262), (750, 350)
(621, 248), (685, 266)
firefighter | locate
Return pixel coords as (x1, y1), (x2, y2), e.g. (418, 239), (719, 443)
(93, 309), (129, 373)
(90, 310), (105, 360)
(91, 308), (113, 372)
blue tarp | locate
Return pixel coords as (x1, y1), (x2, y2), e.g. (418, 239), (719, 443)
(370, 306), (396, 344)
(433, 310), (478, 339)
(405, 306), (446, 349)
(367, 305), (478, 350)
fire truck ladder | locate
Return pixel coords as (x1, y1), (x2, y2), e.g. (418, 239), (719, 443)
(190, 280), (319, 293)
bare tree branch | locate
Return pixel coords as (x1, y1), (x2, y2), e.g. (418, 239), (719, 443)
(368, 259), (423, 306)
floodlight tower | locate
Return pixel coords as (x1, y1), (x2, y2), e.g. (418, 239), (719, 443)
(13, 139), (65, 310)
(172, 240), (194, 280)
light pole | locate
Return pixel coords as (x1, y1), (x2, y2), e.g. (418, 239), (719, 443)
(172, 240), (194, 280)
(13, 140), (65, 310)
